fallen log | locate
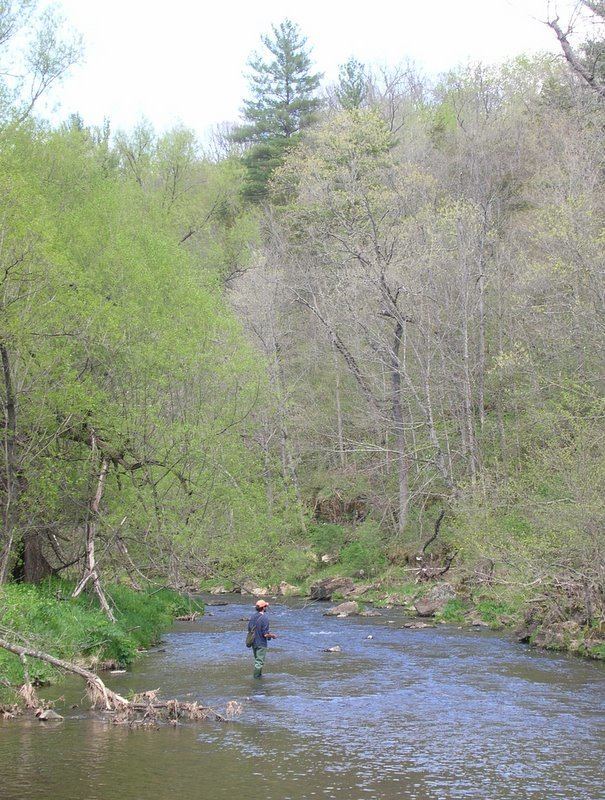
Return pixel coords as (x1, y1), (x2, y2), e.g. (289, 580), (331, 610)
(0, 637), (128, 710)
(124, 700), (229, 723)
(0, 636), (240, 724)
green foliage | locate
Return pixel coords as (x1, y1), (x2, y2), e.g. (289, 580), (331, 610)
(451, 387), (605, 571)
(278, 548), (317, 584)
(336, 57), (368, 110)
(437, 598), (469, 623)
(0, 118), (299, 584)
(339, 542), (385, 577)
(474, 600), (517, 625)
(232, 19), (322, 200)
(0, 582), (199, 687)
(307, 522), (348, 555)
(589, 643), (605, 660)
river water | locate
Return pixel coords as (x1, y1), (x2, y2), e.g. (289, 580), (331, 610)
(1, 597), (604, 800)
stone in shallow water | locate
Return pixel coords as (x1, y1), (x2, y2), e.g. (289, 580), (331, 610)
(324, 601), (359, 617)
(37, 709), (63, 721)
(240, 580), (268, 596)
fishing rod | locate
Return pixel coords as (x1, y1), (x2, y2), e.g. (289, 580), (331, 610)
(255, 626), (349, 647)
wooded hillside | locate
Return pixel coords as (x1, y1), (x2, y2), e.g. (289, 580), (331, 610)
(0, 4), (603, 642)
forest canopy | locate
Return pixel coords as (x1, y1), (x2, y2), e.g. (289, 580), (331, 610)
(0, 3), (603, 645)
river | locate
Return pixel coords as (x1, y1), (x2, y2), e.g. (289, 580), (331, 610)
(1, 596), (604, 800)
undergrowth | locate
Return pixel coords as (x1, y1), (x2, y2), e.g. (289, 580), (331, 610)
(0, 580), (203, 697)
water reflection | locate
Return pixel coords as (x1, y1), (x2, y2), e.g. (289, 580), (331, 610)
(1, 597), (603, 800)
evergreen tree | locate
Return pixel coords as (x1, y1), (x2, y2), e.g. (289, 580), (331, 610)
(232, 19), (322, 201)
(336, 57), (368, 110)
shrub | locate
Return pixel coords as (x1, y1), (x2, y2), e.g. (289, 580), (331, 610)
(307, 522), (348, 556)
(339, 521), (387, 576)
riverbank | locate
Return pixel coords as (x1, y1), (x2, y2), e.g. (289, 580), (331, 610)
(2, 596), (604, 800)
(201, 566), (605, 661)
(0, 581), (203, 705)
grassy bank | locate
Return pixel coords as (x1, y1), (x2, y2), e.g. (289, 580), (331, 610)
(0, 581), (203, 703)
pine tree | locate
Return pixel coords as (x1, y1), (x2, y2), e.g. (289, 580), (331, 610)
(336, 58), (368, 110)
(232, 19), (322, 201)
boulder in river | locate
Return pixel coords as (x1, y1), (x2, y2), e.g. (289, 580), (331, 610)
(413, 582), (457, 617)
(324, 601), (359, 617)
(323, 645), (342, 652)
(209, 586), (228, 595)
(309, 576), (355, 601)
(36, 708), (63, 721)
(359, 609), (382, 617)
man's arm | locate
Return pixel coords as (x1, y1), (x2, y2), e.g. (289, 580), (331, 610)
(261, 616), (276, 639)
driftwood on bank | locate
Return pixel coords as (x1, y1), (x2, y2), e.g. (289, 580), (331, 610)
(0, 637), (239, 724)
(0, 637), (128, 710)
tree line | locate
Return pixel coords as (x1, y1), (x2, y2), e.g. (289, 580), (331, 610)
(229, 6), (604, 613)
(0, 2), (603, 628)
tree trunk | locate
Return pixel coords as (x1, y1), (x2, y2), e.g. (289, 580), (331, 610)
(14, 529), (53, 583)
(270, 332), (306, 531)
(332, 339), (346, 468)
(461, 301), (479, 482)
(390, 321), (409, 536)
(477, 266), (487, 432)
(72, 452), (115, 622)
(0, 343), (18, 584)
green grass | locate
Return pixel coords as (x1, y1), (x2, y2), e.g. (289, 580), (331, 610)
(474, 599), (518, 626)
(587, 642), (605, 660)
(436, 598), (469, 623)
(0, 580), (203, 695)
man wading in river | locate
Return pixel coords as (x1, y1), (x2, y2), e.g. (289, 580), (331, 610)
(247, 599), (276, 678)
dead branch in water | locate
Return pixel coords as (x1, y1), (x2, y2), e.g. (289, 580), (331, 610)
(0, 637), (128, 710)
(0, 636), (241, 723)
(114, 689), (240, 726)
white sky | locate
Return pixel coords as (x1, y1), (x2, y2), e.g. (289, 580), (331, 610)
(43, 0), (580, 137)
